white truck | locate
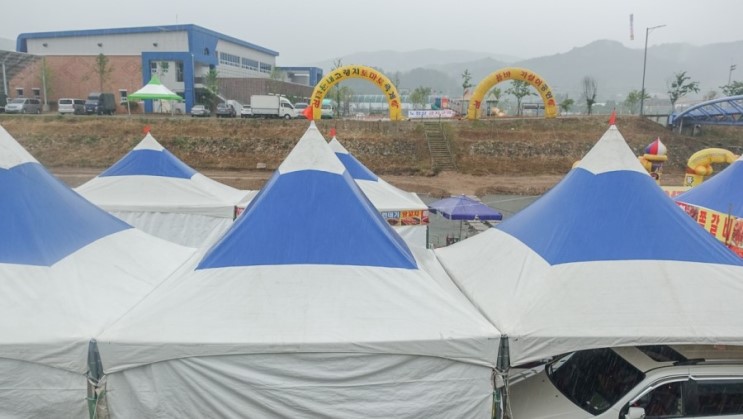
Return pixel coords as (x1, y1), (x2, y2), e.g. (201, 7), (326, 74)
(249, 95), (295, 119)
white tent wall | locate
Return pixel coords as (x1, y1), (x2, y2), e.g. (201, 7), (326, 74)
(75, 135), (254, 249)
(109, 210), (234, 249)
(0, 359), (87, 417)
(395, 225), (427, 248)
(104, 353), (493, 418)
(438, 228), (743, 366)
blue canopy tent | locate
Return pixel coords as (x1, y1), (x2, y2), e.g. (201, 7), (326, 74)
(428, 195), (503, 242)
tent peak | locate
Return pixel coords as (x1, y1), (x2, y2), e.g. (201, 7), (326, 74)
(278, 124), (344, 175)
(133, 133), (165, 151)
(576, 125), (647, 176)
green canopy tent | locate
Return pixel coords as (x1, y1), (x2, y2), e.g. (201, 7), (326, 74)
(126, 74), (183, 115)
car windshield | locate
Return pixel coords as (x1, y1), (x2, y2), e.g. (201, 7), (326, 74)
(546, 348), (645, 415)
(59, 99), (72, 104)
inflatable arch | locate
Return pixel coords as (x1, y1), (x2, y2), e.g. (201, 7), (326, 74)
(684, 148), (739, 187)
(309, 65), (402, 121)
(467, 67), (558, 120)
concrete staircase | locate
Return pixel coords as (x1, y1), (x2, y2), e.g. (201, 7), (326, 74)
(423, 121), (457, 171)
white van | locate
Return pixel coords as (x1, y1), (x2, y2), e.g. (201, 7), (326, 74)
(508, 345), (743, 418)
(58, 98), (85, 115)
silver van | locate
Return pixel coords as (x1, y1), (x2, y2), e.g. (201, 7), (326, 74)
(58, 98), (85, 115)
(5, 98), (41, 114)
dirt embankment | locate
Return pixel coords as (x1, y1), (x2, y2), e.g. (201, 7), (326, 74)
(2, 114), (742, 196)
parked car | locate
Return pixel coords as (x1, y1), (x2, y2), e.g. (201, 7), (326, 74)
(190, 104), (211, 117)
(508, 344), (743, 418)
(215, 103), (236, 118)
(5, 98), (41, 114)
(240, 105), (252, 118)
(58, 98), (86, 115)
(294, 102), (309, 119)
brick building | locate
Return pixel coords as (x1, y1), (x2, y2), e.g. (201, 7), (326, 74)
(10, 25), (321, 113)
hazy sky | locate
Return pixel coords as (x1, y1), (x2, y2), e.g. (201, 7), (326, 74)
(2, 0), (741, 65)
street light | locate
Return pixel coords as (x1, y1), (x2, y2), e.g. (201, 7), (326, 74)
(639, 24), (666, 116)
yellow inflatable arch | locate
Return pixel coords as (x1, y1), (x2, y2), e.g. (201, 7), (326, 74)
(684, 148), (739, 187)
(467, 67), (558, 119)
(309, 65), (403, 121)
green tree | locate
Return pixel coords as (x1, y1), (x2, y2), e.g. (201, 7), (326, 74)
(410, 86), (432, 109)
(461, 69), (472, 98)
(93, 53), (112, 92)
(331, 58), (344, 118)
(336, 85), (354, 117)
(505, 80), (535, 116)
(559, 96), (574, 115)
(667, 71), (700, 110)
(40, 57), (53, 103)
(201, 68), (220, 108)
(582, 76), (598, 115)
(624, 89), (648, 115)
(720, 81), (743, 96)
(158, 61), (169, 77)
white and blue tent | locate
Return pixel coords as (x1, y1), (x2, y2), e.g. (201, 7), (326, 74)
(76, 133), (255, 248)
(329, 136), (429, 247)
(675, 154), (743, 218)
(0, 125), (194, 417)
(96, 122), (499, 418)
(436, 124), (743, 369)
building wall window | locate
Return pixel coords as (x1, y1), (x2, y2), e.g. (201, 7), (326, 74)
(241, 58), (258, 71)
(176, 61), (184, 82)
(32, 88), (41, 97)
(259, 63), (272, 74)
(119, 89), (128, 104)
(219, 52), (240, 67)
(16, 88), (23, 97)
(150, 62), (158, 74)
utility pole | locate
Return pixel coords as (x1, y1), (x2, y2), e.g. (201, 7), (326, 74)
(729, 64), (737, 85)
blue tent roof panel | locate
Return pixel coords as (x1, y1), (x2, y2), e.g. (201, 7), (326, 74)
(100, 149), (196, 179)
(498, 168), (743, 266)
(198, 170), (417, 269)
(0, 163), (131, 266)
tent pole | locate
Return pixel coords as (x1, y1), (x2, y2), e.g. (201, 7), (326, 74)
(86, 339), (104, 419)
(496, 335), (510, 419)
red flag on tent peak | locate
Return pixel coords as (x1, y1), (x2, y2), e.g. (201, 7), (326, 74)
(302, 105), (313, 120)
(608, 109), (616, 126)
(329, 128), (337, 138)
(143, 125), (151, 134)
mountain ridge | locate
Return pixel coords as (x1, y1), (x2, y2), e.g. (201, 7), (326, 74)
(304, 39), (743, 103)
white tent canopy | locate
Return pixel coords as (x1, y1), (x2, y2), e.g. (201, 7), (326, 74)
(76, 133), (255, 248)
(97, 122), (499, 417)
(0, 125), (195, 416)
(437, 125), (743, 368)
(329, 136), (430, 247)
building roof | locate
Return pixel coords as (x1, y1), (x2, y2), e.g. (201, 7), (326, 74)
(17, 24), (278, 57)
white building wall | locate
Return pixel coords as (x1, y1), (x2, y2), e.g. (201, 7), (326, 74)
(215, 40), (275, 79)
(25, 32), (189, 56)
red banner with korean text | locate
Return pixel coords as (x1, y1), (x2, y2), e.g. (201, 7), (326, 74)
(677, 203), (743, 257)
